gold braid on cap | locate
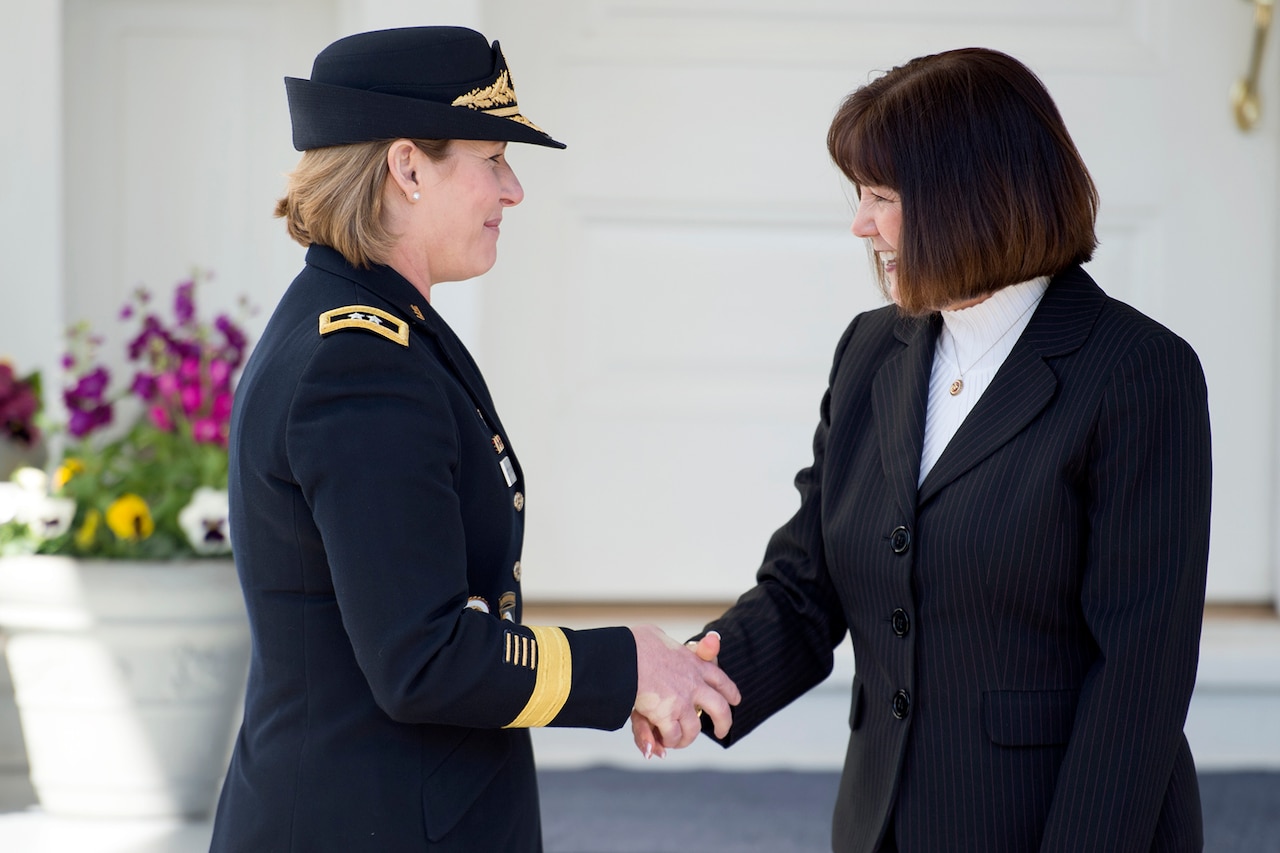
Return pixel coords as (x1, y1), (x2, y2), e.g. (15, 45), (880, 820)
(451, 70), (546, 133)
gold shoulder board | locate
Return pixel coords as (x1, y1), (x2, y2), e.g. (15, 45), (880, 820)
(318, 305), (409, 347)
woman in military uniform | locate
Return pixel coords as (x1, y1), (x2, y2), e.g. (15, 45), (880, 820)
(210, 27), (737, 853)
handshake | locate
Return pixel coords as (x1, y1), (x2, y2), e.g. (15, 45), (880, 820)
(629, 625), (740, 760)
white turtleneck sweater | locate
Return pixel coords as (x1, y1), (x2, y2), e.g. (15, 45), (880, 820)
(918, 276), (1050, 486)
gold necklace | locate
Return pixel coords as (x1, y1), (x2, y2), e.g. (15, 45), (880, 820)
(945, 299), (1038, 396)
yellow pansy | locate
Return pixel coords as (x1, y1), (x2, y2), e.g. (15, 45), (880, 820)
(74, 508), (101, 550)
(105, 494), (155, 541)
(53, 459), (85, 491)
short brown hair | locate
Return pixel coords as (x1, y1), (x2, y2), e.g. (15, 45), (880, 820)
(827, 48), (1099, 315)
(274, 138), (451, 269)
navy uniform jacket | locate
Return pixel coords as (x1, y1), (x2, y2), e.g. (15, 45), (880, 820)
(210, 245), (636, 852)
(703, 267), (1211, 853)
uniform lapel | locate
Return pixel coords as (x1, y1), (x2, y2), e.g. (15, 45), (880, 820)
(916, 266), (1105, 506)
(872, 314), (939, 521)
(406, 302), (524, 481)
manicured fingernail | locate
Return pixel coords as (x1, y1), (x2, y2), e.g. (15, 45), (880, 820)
(707, 631), (721, 639)
(644, 743), (652, 759)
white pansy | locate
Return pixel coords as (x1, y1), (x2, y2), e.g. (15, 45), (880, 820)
(16, 496), (77, 540)
(3, 467), (54, 529)
(0, 482), (29, 524)
(178, 487), (232, 555)
(12, 466), (49, 494)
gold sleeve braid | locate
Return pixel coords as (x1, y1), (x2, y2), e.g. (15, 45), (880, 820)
(503, 626), (572, 728)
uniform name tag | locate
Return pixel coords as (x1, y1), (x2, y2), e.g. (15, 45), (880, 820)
(500, 456), (517, 487)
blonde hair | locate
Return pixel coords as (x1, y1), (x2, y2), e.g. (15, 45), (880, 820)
(274, 139), (452, 269)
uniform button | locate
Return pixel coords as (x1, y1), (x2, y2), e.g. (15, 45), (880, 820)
(513, 491), (524, 511)
(892, 689), (911, 720)
(891, 608), (910, 637)
(513, 561), (522, 582)
(889, 526), (911, 554)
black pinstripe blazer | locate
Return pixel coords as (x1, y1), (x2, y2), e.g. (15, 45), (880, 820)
(704, 266), (1211, 853)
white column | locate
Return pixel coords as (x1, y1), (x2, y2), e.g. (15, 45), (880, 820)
(0, 0), (61, 799)
(0, 1), (65, 390)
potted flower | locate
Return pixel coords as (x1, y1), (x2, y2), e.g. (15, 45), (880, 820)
(0, 363), (44, 481)
(0, 273), (254, 819)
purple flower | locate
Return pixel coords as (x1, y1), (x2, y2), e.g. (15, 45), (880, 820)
(0, 387), (37, 423)
(128, 316), (164, 360)
(63, 366), (113, 438)
(211, 391), (233, 422)
(174, 280), (195, 326)
(58, 271), (252, 463)
(180, 383), (203, 416)
(155, 371), (180, 397)
(67, 367), (111, 404)
(170, 339), (200, 363)
(61, 353), (75, 370)
(209, 359), (231, 389)
(68, 403), (112, 438)
(149, 405), (173, 432)
(191, 417), (222, 445)
(178, 357), (201, 383)
(67, 408), (92, 438)
(216, 315), (247, 364)
(0, 368), (40, 445)
(130, 372), (157, 401)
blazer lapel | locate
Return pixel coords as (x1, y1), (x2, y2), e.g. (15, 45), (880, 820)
(917, 266), (1106, 506)
(872, 314), (939, 520)
(916, 339), (1057, 505)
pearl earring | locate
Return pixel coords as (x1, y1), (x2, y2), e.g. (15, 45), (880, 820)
(411, 191), (420, 201)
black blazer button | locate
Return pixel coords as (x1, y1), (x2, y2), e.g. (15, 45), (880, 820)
(892, 689), (912, 720)
(889, 526), (911, 554)
(891, 609), (910, 637)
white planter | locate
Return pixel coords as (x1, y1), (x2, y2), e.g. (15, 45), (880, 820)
(0, 555), (249, 818)
(0, 632), (35, 810)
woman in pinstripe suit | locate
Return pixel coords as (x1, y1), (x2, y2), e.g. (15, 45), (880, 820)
(636, 48), (1211, 853)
